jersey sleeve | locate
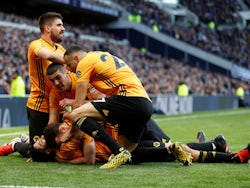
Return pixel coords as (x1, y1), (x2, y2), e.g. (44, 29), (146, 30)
(76, 53), (96, 83)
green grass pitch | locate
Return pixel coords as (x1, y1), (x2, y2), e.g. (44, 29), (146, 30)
(0, 108), (249, 188)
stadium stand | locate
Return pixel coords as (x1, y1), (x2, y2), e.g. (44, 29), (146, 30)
(0, 0), (249, 96)
(111, 0), (250, 70)
(180, 0), (242, 25)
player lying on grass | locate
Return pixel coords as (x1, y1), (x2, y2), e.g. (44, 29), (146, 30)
(34, 121), (250, 164)
(42, 118), (193, 166)
(27, 115), (250, 165)
(1, 122), (249, 164)
(0, 118), (192, 166)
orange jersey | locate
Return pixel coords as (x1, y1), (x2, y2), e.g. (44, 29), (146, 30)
(50, 73), (77, 111)
(55, 122), (118, 162)
(56, 132), (93, 160)
(27, 38), (65, 112)
(49, 72), (99, 112)
(76, 51), (150, 100)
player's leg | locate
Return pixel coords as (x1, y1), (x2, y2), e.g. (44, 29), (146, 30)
(231, 143), (250, 163)
(183, 144), (232, 162)
(74, 117), (123, 155)
(27, 107), (49, 146)
(102, 96), (153, 152)
(132, 140), (194, 165)
(187, 134), (231, 153)
(131, 144), (175, 163)
(64, 102), (105, 123)
(0, 144), (13, 156)
(64, 102), (127, 154)
(142, 118), (171, 143)
(95, 96), (152, 168)
(0, 137), (21, 156)
(64, 102), (132, 169)
(136, 140), (192, 165)
(183, 144), (250, 163)
(0, 136), (30, 157)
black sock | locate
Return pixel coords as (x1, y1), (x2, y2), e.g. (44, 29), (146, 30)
(74, 117), (122, 154)
(187, 142), (214, 151)
(198, 151), (235, 163)
(138, 140), (165, 147)
(14, 142), (30, 158)
(132, 147), (175, 163)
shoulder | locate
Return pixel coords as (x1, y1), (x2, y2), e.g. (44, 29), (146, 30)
(85, 51), (105, 59)
(28, 39), (50, 55)
(28, 39), (43, 49)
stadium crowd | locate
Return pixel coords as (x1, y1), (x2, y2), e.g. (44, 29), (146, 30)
(180, 0), (242, 25)
(0, 10), (248, 96)
(114, 0), (250, 69)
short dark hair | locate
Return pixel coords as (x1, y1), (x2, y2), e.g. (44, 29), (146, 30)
(43, 123), (61, 148)
(64, 45), (83, 57)
(38, 12), (63, 32)
(46, 63), (66, 76)
(29, 146), (54, 162)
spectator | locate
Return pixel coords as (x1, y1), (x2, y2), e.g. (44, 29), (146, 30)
(236, 84), (249, 107)
(177, 81), (189, 96)
(10, 70), (26, 97)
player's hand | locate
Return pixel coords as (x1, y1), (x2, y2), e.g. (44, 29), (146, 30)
(59, 98), (74, 108)
(63, 111), (71, 122)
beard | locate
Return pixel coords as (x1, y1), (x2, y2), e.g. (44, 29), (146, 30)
(51, 32), (63, 43)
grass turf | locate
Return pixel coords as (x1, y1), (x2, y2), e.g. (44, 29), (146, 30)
(0, 108), (249, 188)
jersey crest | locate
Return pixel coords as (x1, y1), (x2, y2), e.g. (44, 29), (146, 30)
(76, 71), (81, 78)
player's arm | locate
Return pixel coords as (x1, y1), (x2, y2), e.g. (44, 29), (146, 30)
(48, 108), (60, 124)
(48, 87), (61, 124)
(37, 48), (65, 64)
(69, 139), (96, 164)
(54, 139), (96, 165)
(73, 81), (89, 109)
(88, 87), (106, 100)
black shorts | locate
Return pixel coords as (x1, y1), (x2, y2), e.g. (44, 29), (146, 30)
(91, 95), (153, 143)
(27, 107), (49, 145)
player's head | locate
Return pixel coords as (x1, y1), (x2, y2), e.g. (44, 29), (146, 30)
(43, 122), (72, 149)
(29, 135), (54, 162)
(47, 63), (71, 92)
(64, 45), (86, 73)
(38, 12), (64, 42)
(11, 69), (21, 79)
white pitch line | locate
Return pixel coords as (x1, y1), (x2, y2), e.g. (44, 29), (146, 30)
(154, 110), (249, 122)
(0, 132), (27, 137)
